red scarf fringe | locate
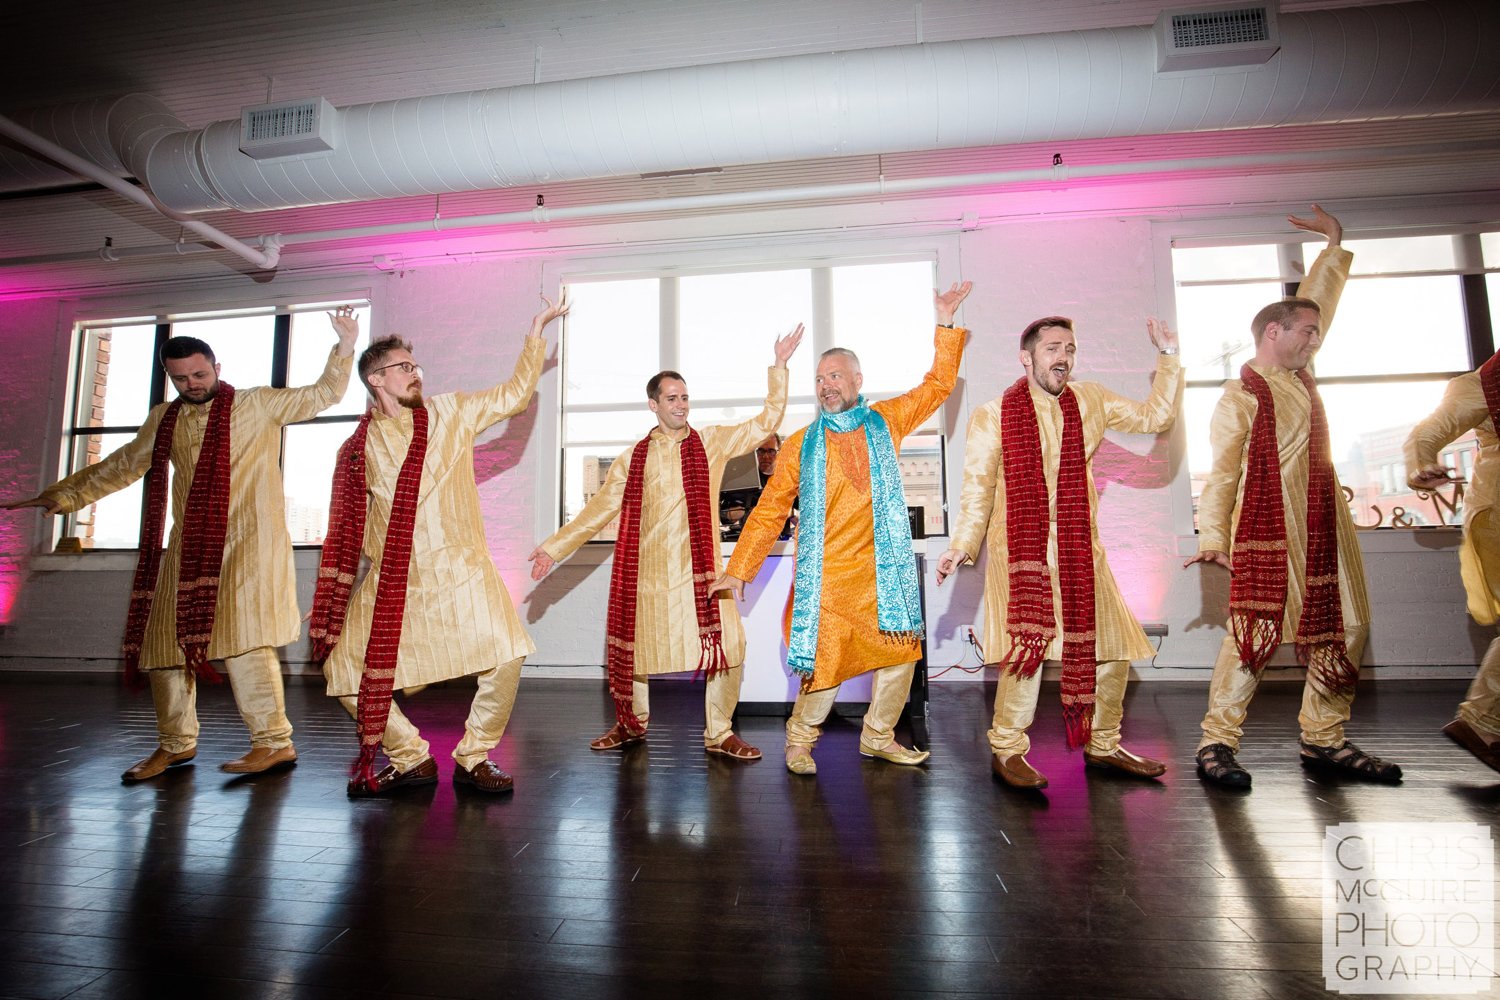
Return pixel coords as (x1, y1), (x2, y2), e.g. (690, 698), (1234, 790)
(122, 384), (236, 687)
(999, 378), (1097, 749)
(605, 429), (725, 735)
(1233, 365), (1357, 692)
(309, 407), (430, 785)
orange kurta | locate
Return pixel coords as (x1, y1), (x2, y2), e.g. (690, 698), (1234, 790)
(728, 326), (966, 691)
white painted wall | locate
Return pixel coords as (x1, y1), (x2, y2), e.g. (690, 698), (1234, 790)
(0, 206), (1490, 679)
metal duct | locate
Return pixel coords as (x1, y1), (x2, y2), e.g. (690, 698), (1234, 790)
(6, 0), (1499, 215)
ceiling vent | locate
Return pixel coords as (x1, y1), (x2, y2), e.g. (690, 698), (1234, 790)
(238, 97), (338, 159)
(1154, 3), (1280, 72)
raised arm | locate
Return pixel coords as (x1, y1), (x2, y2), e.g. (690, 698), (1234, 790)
(14, 404), (170, 515)
(707, 324), (800, 458)
(457, 294), (568, 432)
(1100, 318), (1183, 435)
(1183, 390), (1254, 572)
(530, 449), (631, 577)
(875, 282), (972, 440)
(1405, 372), (1487, 489)
(262, 306), (359, 425)
(1288, 205), (1352, 343)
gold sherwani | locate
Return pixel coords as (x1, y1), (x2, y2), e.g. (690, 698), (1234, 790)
(1197, 246), (1368, 636)
(323, 336), (544, 698)
(950, 355), (1182, 666)
(539, 366), (788, 675)
(1197, 246), (1367, 750)
(731, 326), (966, 691)
(1404, 371), (1500, 735)
(42, 348), (353, 668)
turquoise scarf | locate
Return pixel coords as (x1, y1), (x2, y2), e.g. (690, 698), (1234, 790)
(788, 395), (923, 677)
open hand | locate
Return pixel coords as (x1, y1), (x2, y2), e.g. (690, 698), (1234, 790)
(1288, 204), (1342, 246)
(528, 545), (556, 581)
(935, 549), (967, 585)
(1182, 550), (1232, 573)
(708, 573), (745, 601)
(773, 323), (805, 368)
(1146, 317), (1178, 353)
(1408, 464), (1458, 491)
(934, 281), (973, 325)
(328, 305), (360, 353)
(1, 496), (61, 514)
(531, 291), (571, 336)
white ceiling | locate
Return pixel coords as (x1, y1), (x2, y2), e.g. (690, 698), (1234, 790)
(1, 0), (1493, 297)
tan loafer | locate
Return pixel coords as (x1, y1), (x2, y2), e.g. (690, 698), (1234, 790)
(785, 746), (817, 775)
(1083, 746), (1166, 779)
(859, 741), (930, 766)
(991, 752), (1047, 789)
(1443, 718), (1500, 774)
(220, 744), (298, 774)
(122, 747), (196, 783)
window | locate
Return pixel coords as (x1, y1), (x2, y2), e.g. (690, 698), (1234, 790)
(558, 259), (949, 539)
(1176, 231), (1496, 530)
(65, 302), (371, 548)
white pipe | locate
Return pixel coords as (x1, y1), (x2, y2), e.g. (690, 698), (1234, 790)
(6, 138), (1494, 270)
(279, 141), (1500, 245)
(8, 0), (1495, 216)
(0, 114), (280, 270)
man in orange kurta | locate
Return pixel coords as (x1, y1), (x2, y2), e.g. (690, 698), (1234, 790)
(715, 282), (971, 774)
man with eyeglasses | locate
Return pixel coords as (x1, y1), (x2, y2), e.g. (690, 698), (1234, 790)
(310, 296), (568, 796)
(4, 307), (360, 781)
(529, 326), (802, 760)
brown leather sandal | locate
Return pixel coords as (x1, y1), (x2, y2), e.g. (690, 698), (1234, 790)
(705, 733), (762, 760)
(590, 723), (646, 751)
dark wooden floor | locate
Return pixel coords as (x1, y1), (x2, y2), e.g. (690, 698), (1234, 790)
(0, 671), (1495, 999)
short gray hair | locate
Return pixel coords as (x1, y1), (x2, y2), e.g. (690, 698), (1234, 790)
(819, 347), (861, 372)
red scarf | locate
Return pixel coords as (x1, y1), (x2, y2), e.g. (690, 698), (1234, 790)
(1231, 364), (1357, 692)
(1480, 352), (1500, 427)
(605, 428), (725, 735)
(121, 383), (235, 686)
(309, 406), (429, 783)
(998, 378), (1097, 749)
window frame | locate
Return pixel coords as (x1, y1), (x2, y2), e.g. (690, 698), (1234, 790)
(62, 300), (372, 550)
(538, 236), (968, 545)
(1154, 214), (1500, 538)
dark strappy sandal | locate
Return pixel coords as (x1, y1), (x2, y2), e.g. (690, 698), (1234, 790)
(1299, 739), (1403, 783)
(1196, 743), (1251, 788)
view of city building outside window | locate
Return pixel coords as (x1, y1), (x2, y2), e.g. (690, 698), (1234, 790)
(64, 303), (371, 548)
(559, 260), (948, 541)
(1176, 232), (1496, 530)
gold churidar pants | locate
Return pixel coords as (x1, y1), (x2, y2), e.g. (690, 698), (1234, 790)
(629, 665), (744, 745)
(337, 657), (524, 770)
(784, 660), (914, 750)
(150, 645), (292, 753)
(1198, 624), (1368, 751)
(1459, 635), (1500, 737)
(988, 659), (1130, 757)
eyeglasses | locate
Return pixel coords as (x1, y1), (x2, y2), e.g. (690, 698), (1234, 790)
(371, 361), (423, 378)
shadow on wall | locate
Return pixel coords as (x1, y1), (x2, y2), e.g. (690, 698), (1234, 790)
(472, 344), (558, 486)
